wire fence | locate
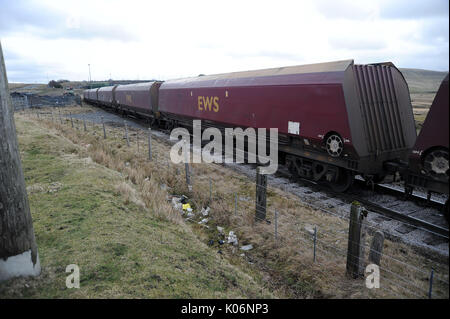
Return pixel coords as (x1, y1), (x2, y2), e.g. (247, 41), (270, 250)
(23, 105), (450, 299)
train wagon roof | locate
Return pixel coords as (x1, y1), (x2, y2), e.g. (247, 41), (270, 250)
(162, 60), (354, 87)
(115, 82), (158, 92)
(98, 85), (116, 91)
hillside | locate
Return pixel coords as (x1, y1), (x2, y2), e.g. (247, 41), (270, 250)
(400, 68), (448, 94)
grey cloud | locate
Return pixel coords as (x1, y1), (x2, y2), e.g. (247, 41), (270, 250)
(379, 0), (449, 19)
(0, 0), (136, 41)
(416, 17), (449, 45)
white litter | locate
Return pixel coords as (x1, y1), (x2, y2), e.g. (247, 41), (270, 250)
(304, 225), (315, 236)
(227, 231), (238, 246)
(217, 226), (224, 235)
(201, 207), (210, 216)
(198, 218), (209, 224)
(240, 244), (253, 251)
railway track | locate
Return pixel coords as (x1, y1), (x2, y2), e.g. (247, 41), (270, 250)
(272, 168), (449, 240)
(83, 104), (450, 243)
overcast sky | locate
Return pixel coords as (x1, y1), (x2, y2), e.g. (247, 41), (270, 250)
(1, 0), (448, 83)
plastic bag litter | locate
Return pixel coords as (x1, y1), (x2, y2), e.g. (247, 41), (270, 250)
(198, 218), (209, 224)
(227, 231), (238, 246)
(201, 207), (210, 216)
(240, 244), (253, 251)
(217, 226), (224, 235)
(171, 197), (182, 210)
(182, 203), (191, 211)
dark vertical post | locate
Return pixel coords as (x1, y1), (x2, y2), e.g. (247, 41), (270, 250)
(184, 140), (191, 190)
(235, 193), (238, 215)
(346, 202), (367, 278)
(209, 178), (212, 202)
(148, 128), (152, 160)
(83, 116), (87, 131)
(255, 167), (267, 222)
(428, 269), (434, 299)
(274, 210), (278, 242)
(124, 121), (130, 147)
(101, 116), (106, 139)
(70, 112), (73, 128)
(137, 133), (140, 152)
(313, 226), (317, 263)
(0, 41), (40, 281)
(369, 231), (384, 266)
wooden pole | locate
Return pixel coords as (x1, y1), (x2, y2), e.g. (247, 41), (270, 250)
(184, 140), (191, 190)
(0, 41), (41, 281)
(346, 202), (367, 278)
(148, 127), (152, 160)
(101, 116), (106, 139)
(368, 231), (384, 266)
(255, 167), (267, 222)
(124, 121), (130, 147)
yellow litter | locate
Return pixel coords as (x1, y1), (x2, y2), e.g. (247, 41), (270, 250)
(182, 203), (191, 211)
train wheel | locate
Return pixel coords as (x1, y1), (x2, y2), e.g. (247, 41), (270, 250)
(423, 149), (449, 178)
(326, 134), (344, 157)
(329, 168), (354, 192)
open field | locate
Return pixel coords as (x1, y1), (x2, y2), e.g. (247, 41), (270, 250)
(1, 106), (448, 299)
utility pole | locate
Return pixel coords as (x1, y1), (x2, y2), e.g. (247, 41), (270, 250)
(0, 41), (41, 281)
(88, 63), (92, 89)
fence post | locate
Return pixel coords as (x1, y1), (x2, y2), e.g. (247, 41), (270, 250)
(209, 178), (212, 202)
(83, 116), (87, 131)
(58, 109), (62, 125)
(51, 112), (54, 123)
(137, 133), (140, 152)
(235, 193), (238, 215)
(124, 121), (130, 147)
(101, 116), (106, 139)
(368, 231), (384, 266)
(255, 167), (267, 222)
(184, 140), (191, 190)
(148, 128), (152, 160)
(313, 226), (317, 263)
(428, 269), (434, 299)
(69, 112), (73, 128)
(346, 202), (367, 278)
(274, 211), (278, 243)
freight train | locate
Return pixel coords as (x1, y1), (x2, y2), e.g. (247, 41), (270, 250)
(83, 60), (449, 212)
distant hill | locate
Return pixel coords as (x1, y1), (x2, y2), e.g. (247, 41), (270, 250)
(400, 68), (448, 94)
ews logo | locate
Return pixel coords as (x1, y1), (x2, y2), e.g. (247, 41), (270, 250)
(198, 96), (219, 112)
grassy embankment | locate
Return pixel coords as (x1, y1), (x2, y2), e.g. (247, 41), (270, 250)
(0, 110), (275, 298)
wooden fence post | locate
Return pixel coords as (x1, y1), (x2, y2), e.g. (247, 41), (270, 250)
(101, 116), (106, 139)
(369, 231), (384, 266)
(346, 202), (367, 278)
(148, 128), (152, 160)
(184, 140), (191, 190)
(255, 167), (267, 222)
(124, 121), (130, 147)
